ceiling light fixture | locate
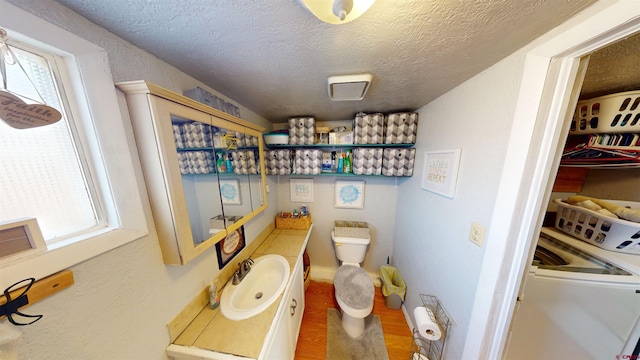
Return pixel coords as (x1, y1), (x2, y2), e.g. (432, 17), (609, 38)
(300, 0), (376, 24)
(328, 74), (373, 101)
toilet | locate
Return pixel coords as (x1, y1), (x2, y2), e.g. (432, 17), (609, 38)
(331, 231), (375, 338)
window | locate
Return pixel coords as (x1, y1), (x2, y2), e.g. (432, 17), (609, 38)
(0, 2), (148, 289)
(1, 41), (103, 243)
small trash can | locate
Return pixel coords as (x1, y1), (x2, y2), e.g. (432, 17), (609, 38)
(379, 265), (406, 309)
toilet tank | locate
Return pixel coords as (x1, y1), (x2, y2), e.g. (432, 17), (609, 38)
(331, 232), (370, 264)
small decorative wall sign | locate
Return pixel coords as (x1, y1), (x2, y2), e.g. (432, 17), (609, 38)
(219, 179), (241, 205)
(335, 180), (365, 209)
(290, 178), (314, 203)
(0, 29), (62, 129)
(421, 149), (462, 199)
(216, 226), (245, 269)
(0, 91), (62, 129)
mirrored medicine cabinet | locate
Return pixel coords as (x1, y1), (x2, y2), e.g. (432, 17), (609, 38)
(116, 81), (267, 265)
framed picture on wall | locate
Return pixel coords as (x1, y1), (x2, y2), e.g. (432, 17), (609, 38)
(290, 178), (314, 202)
(219, 179), (241, 205)
(334, 180), (365, 209)
(216, 226), (245, 269)
(421, 149), (462, 199)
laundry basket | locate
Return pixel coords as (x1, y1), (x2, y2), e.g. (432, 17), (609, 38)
(379, 265), (406, 309)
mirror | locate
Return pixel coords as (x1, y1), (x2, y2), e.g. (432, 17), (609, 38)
(211, 118), (253, 229)
(170, 113), (225, 246)
(118, 83), (270, 265)
(244, 127), (267, 213)
(169, 111), (268, 250)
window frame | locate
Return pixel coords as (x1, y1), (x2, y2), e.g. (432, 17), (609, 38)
(0, 2), (148, 289)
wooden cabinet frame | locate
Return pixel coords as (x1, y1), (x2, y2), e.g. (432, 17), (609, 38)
(117, 81), (267, 265)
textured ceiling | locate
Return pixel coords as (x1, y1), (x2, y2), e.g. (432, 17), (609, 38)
(581, 33), (640, 100)
(52, 0), (600, 122)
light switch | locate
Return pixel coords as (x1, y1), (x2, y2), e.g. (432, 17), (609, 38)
(469, 222), (486, 247)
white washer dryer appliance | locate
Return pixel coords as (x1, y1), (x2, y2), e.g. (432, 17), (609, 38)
(506, 227), (640, 360)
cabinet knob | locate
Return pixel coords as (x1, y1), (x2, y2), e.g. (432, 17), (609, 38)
(290, 298), (298, 316)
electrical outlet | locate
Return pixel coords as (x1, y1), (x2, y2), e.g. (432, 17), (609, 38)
(469, 222), (486, 247)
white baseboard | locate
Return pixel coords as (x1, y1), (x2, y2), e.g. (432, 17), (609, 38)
(310, 265), (382, 287)
(402, 303), (415, 333)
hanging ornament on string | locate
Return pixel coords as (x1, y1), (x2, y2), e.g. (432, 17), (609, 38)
(0, 28), (62, 129)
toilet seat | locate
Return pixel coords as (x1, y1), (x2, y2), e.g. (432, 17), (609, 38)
(334, 265), (374, 318)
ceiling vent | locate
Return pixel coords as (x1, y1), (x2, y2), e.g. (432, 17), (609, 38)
(327, 74), (372, 101)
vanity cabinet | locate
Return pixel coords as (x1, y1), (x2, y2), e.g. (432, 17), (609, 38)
(260, 256), (305, 360)
(117, 81), (267, 265)
(165, 226), (312, 360)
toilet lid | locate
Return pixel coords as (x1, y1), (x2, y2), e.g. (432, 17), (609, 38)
(334, 265), (374, 310)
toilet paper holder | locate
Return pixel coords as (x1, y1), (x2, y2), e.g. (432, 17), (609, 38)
(411, 294), (451, 360)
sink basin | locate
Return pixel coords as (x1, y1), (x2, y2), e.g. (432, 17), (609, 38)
(220, 254), (290, 321)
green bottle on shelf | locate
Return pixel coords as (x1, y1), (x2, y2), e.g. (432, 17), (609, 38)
(345, 150), (352, 173)
(216, 152), (226, 173)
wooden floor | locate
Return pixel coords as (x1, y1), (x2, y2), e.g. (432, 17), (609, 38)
(295, 281), (413, 360)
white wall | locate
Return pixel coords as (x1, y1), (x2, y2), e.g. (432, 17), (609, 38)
(276, 176), (400, 282)
(5, 1), (277, 359)
(578, 169), (640, 202)
(392, 53), (521, 359)
(6, 1), (631, 359)
(393, 2), (640, 358)
(271, 120), (401, 282)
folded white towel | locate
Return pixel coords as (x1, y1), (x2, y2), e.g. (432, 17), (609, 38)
(596, 208), (618, 219)
(616, 207), (640, 223)
(575, 200), (602, 211)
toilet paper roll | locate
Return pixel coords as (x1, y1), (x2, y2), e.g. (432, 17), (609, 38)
(414, 306), (442, 341)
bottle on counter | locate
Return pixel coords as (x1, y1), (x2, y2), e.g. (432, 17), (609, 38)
(337, 153), (344, 173)
(209, 281), (220, 310)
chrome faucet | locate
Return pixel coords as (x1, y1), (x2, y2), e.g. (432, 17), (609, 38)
(232, 258), (254, 285)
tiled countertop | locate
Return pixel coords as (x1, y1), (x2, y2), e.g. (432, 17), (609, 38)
(170, 227), (312, 359)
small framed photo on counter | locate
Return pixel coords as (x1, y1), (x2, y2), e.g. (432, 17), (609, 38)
(216, 226), (246, 269)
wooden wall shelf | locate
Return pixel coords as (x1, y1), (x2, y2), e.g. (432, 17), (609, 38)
(0, 270), (74, 319)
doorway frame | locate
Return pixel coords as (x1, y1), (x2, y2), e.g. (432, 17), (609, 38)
(463, 1), (640, 358)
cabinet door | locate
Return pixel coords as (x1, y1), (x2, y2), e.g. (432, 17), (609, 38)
(119, 81), (268, 265)
(210, 119), (268, 235)
(244, 126), (267, 214)
(261, 258), (305, 360)
(210, 119), (253, 230)
(289, 258), (305, 351)
(150, 97), (227, 264)
(262, 301), (294, 360)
